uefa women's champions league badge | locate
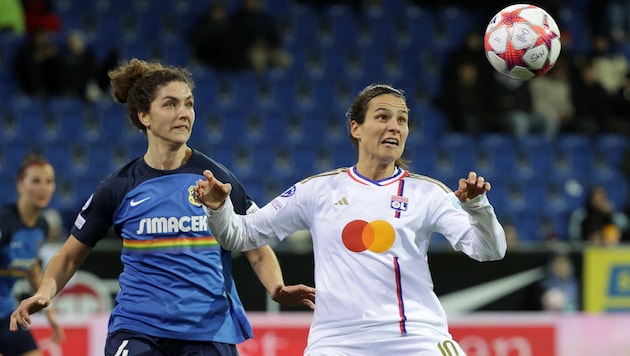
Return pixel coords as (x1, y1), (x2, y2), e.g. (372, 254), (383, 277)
(390, 195), (408, 212)
(280, 185), (296, 197)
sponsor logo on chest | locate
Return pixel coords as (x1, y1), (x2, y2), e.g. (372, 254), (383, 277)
(136, 215), (208, 234)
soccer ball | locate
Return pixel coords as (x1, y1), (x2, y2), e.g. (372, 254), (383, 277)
(484, 4), (561, 81)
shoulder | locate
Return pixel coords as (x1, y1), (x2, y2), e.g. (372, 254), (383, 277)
(299, 168), (347, 185)
(36, 215), (49, 234)
(0, 204), (19, 245)
(187, 150), (246, 193)
(188, 150), (235, 180)
(84, 157), (147, 208)
(0, 204), (18, 226)
(405, 172), (453, 193)
(102, 156), (145, 185)
(0, 204), (16, 218)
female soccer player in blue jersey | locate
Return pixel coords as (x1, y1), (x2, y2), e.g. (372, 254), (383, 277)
(195, 84), (507, 355)
(1, 154), (65, 356)
(10, 58), (314, 356)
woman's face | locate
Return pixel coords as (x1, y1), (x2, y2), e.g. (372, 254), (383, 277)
(18, 163), (55, 210)
(351, 94), (409, 166)
(140, 81), (195, 146)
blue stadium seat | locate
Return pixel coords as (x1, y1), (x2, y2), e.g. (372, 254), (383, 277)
(8, 96), (49, 144)
(52, 173), (98, 212)
(514, 135), (554, 179)
(554, 134), (594, 179)
(84, 144), (116, 181)
(0, 174), (16, 205)
(405, 136), (437, 174)
(44, 142), (73, 176)
(239, 176), (266, 204)
(192, 77), (222, 113)
(320, 46), (349, 81)
(486, 180), (510, 215)
(476, 134), (517, 181)
(1, 143), (33, 177)
(511, 211), (562, 245)
(433, 6), (473, 54)
(322, 6), (359, 48)
(270, 146), (296, 180)
(286, 5), (321, 47)
(290, 143), (321, 177)
(214, 109), (247, 141)
(328, 140), (356, 168)
(91, 99), (128, 141)
(202, 146), (235, 167)
(545, 178), (575, 216)
(412, 103), (447, 141)
(594, 134), (629, 172)
(502, 177), (549, 216)
(347, 48), (388, 83)
(240, 112), (280, 145)
(433, 133), (475, 181)
(512, 212), (547, 242)
(273, 111), (320, 147)
(552, 176), (588, 215)
(309, 81), (341, 109)
(402, 6), (435, 51)
(160, 42), (191, 67)
(229, 144), (275, 181)
(47, 98), (91, 143)
(0, 108), (19, 144)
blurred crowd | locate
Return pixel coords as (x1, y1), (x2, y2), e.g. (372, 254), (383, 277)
(1, 0), (118, 101)
(3, 0), (630, 250)
(438, 31), (630, 139)
(3, 0), (630, 136)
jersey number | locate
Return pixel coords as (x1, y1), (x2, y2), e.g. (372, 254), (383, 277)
(114, 339), (129, 356)
(437, 340), (460, 356)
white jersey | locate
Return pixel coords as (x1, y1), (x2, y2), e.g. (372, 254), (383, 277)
(207, 166), (506, 355)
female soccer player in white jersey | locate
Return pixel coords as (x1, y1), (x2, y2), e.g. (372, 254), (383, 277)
(195, 84), (507, 355)
(10, 58), (314, 356)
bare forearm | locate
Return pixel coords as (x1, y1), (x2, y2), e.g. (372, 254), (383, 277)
(245, 245), (284, 295)
(38, 256), (73, 298)
(38, 235), (91, 299)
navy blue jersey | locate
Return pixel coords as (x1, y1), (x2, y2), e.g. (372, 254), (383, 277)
(0, 204), (48, 318)
(70, 149), (254, 343)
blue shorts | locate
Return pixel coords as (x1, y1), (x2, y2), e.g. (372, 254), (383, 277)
(0, 314), (39, 356)
(105, 329), (239, 356)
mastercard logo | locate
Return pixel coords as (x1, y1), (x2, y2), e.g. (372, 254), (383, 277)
(342, 220), (395, 253)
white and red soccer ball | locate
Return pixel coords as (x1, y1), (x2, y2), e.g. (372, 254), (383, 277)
(484, 4), (561, 80)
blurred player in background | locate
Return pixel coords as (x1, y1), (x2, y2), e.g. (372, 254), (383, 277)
(10, 58), (314, 356)
(195, 84), (507, 355)
(1, 154), (64, 356)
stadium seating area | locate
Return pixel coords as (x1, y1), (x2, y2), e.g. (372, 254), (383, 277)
(0, 0), (627, 243)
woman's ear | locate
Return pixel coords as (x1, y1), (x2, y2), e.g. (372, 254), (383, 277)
(349, 120), (360, 141)
(138, 111), (150, 128)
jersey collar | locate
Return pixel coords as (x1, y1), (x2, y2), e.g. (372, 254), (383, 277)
(347, 166), (409, 186)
